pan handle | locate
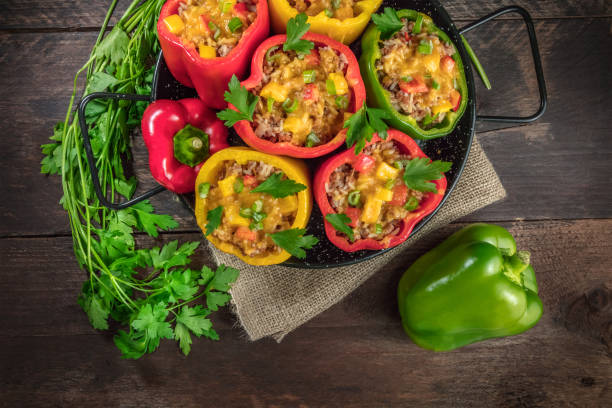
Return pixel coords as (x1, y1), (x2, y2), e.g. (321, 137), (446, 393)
(77, 92), (166, 210)
(459, 6), (547, 123)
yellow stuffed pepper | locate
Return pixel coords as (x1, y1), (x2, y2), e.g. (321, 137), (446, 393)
(194, 147), (313, 265)
(269, 0), (382, 44)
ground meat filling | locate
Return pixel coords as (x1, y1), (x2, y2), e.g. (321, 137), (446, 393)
(377, 19), (460, 127)
(288, 0), (358, 20)
(326, 140), (424, 242)
(251, 46), (350, 147)
(177, 0), (257, 57)
(205, 160), (298, 257)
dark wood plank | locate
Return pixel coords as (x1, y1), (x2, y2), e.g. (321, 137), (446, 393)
(1, 0), (610, 30)
(1, 18), (611, 236)
(1, 219), (610, 406)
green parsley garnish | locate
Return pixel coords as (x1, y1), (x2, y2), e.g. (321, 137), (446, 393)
(325, 213), (354, 241)
(205, 206), (223, 236)
(402, 157), (452, 193)
(268, 228), (319, 259)
(371, 7), (403, 40)
(250, 172), (307, 198)
(343, 103), (391, 154)
(217, 75), (259, 127)
(284, 13), (314, 55)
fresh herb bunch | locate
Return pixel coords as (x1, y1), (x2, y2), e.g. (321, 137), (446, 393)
(40, 0), (238, 359)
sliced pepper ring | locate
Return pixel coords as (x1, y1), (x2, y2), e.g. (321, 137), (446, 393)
(359, 9), (469, 140)
(314, 129), (447, 252)
(269, 0), (382, 44)
(158, 0), (270, 109)
(232, 32), (366, 158)
(194, 146), (312, 265)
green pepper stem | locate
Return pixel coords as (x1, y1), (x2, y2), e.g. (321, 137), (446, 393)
(173, 124), (210, 167)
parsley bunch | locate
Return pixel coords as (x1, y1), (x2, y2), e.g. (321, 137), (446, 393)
(40, 0), (238, 358)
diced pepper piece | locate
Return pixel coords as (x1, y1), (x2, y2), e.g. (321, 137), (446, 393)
(199, 45), (216, 59)
(389, 183), (408, 206)
(304, 49), (320, 67)
(243, 174), (258, 187)
(432, 101), (453, 115)
(218, 174), (237, 197)
(260, 82), (289, 103)
(423, 52), (440, 73)
(327, 72), (348, 95)
(441, 56), (456, 74)
(354, 154), (376, 173)
(283, 112), (312, 143)
(375, 162), (400, 181)
(164, 14), (185, 34)
(302, 83), (319, 101)
(233, 1), (248, 18)
(361, 198), (383, 223)
(235, 226), (257, 241)
(345, 207), (361, 228)
(374, 187), (394, 202)
(225, 205), (250, 227)
(280, 195), (298, 214)
(399, 75), (428, 94)
(450, 89), (461, 112)
(199, 15), (211, 33)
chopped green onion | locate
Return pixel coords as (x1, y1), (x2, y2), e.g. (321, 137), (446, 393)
(461, 35), (491, 90)
(417, 39), (433, 55)
(234, 177), (244, 193)
(239, 207), (253, 218)
(252, 200), (263, 212)
(393, 161), (403, 170)
(208, 21), (218, 31)
(306, 132), (320, 147)
(335, 95), (348, 109)
(251, 212), (266, 222)
(326, 78), (336, 95)
(401, 75), (413, 83)
(198, 182), (211, 198)
(282, 98), (298, 113)
(332, 0), (341, 9)
(220, 0), (233, 13)
(228, 17), (243, 33)
(325, 9), (334, 18)
(422, 113), (439, 126)
(385, 179), (396, 190)
(375, 224), (382, 234)
(412, 14), (423, 34)
(347, 190), (361, 207)
(266, 97), (275, 112)
(250, 221), (263, 231)
(432, 80), (440, 90)
(453, 78), (458, 90)
(266, 45), (280, 62)
(404, 196), (419, 211)
(303, 69), (316, 84)
(213, 28), (221, 40)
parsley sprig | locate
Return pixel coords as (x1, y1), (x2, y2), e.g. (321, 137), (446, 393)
(269, 228), (319, 259)
(217, 75), (259, 127)
(205, 206), (224, 236)
(250, 172), (307, 198)
(401, 158), (452, 192)
(344, 102), (390, 154)
(371, 7), (404, 40)
(283, 13), (314, 55)
(325, 213), (354, 241)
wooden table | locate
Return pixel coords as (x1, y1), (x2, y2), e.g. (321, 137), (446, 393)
(1, 1), (610, 406)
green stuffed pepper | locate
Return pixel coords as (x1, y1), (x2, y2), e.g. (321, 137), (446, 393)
(397, 224), (543, 351)
(360, 8), (468, 140)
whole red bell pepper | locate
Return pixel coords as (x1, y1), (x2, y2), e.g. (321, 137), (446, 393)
(158, 0), (269, 109)
(314, 129), (447, 252)
(141, 98), (229, 194)
(232, 32), (366, 158)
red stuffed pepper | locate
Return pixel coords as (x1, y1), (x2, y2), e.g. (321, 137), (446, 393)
(232, 32), (366, 158)
(314, 129), (448, 251)
(142, 98), (229, 193)
(158, 0), (269, 109)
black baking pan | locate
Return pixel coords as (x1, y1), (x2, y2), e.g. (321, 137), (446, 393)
(78, 0), (546, 268)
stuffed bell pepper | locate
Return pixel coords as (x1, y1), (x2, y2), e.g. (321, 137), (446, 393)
(158, 0), (269, 109)
(194, 147), (316, 265)
(360, 8), (468, 140)
(269, 0), (382, 44)
(314, 129), (448, 251)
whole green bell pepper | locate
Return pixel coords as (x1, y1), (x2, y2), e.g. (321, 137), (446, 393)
(397, 223), (543, 351)
(359, 9), (469, 140)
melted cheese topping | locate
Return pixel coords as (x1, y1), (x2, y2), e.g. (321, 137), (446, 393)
(289, 0), (357, 20)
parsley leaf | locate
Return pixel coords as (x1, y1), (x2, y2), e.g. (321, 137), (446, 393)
(217, 75), (259, 127)
(208, 264), (240, 292)
(175, 305), (213, 355)
(250, 172), (307, 198)
(325, 213), (354, 241)
(402, 157), (452, 192)
(366, 107), (391, 140)
(77, 292), (110, 330)
(129, 201), (179, 237)
(205, 206), (223, 236)
(344, 103), (372, 154)
(86, 71), (119, 93)
(95, 26), (130, 65)
(131, 302), (175, 353)
(283, 13), (314, 55)
(371, 7), (404, 40)
(268, 228), (319, 259)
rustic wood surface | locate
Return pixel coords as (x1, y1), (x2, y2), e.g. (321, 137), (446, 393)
(0, 0), (610, 406)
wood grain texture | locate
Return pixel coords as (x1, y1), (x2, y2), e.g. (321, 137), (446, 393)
(1, 220), (610, 407)
(1, 18), (611, 236)
(1, 0), (610, 30)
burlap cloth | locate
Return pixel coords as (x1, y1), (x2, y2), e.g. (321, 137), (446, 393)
(210, 135), (506, 341)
